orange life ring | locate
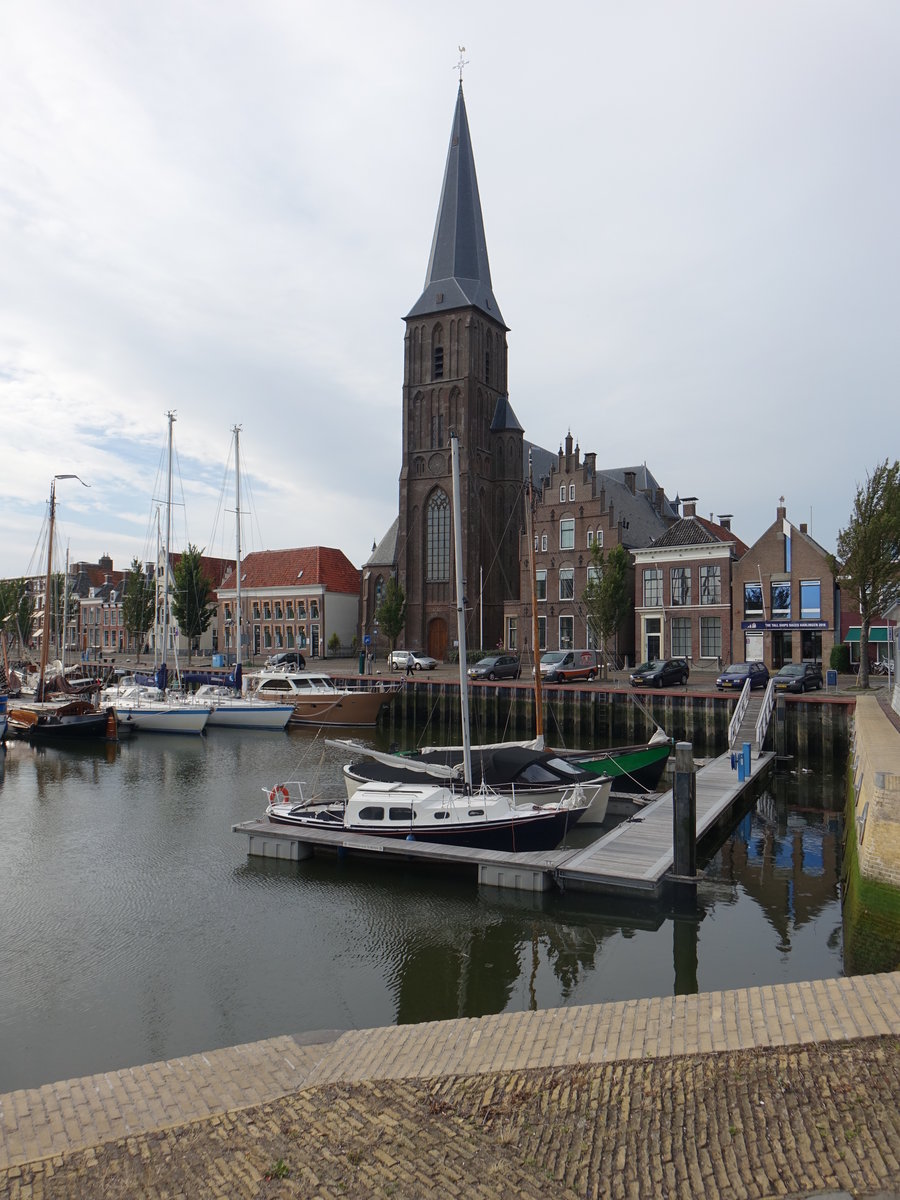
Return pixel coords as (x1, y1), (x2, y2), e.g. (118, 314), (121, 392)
(268, 784), (289, 805)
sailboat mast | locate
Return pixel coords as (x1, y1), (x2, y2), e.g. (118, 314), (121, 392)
(450, 433), (472, 793)
(525, 451), (544, 739)
(233, 424), (243, 667)
(162, 411), (176, 681)
(38, 477), (57, 698)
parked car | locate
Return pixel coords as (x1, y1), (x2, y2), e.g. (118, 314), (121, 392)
(468, 654), (521, 681)
(715, 662), (770, 691)
(389, 650), (439, 671)
(266, 650), (305, 670)
(629, 658), (690, 688)
(773, 662), (823, 693)
(537, 649), (598, 684)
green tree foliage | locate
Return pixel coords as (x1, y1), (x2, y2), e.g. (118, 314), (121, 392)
(0, 578), (35, 657)
(171, 545), (215, 663)
(581, 543), (631, 679)
(122, 558), (156, 663)
(375, 577), (407, 651)
(831, 458), (900, 690)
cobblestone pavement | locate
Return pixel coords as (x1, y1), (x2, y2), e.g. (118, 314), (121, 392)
(2, 1038), (900, 1198)
(2, 975), (900, 1199)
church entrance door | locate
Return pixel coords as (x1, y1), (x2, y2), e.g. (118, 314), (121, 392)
(427, 618), (448, 662)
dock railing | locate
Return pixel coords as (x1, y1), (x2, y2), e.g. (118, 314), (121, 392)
(755, 678), (776, 749)
(728, 679), (751, 750)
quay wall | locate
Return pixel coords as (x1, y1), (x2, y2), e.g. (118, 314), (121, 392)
(382, 679), (853, 761)
(850, 693), (900, 890)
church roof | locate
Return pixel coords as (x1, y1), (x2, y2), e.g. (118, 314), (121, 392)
(366, 517), (399, 567)
(406, 84), (506, 326)
(490, 394), (523, 433)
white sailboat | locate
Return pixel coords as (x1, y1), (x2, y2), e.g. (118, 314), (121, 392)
(101, 413), (210, 735)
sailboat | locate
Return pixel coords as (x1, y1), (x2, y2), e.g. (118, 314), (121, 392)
(8, 474), (116, 743)
(179, 426), (293, 731)
(100, 414), (209, 735)
(266, 433), (593, 851)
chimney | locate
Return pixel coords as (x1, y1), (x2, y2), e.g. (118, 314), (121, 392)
(682, 496), (698, 518)
(624, 470), (636, 495)
(799, 523), (808, 534)
(776, 496), (787, 521)
(565, 431), (574, 470)
(718, 514), (732, 532)
(584, 451), (596, 476)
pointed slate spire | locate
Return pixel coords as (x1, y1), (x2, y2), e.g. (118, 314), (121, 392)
(406, 84), (505, 326)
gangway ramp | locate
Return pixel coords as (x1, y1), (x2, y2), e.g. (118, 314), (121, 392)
(557, 748), (774, 898)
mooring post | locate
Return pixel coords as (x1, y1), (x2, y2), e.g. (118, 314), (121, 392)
(672, 741), (697, 879)
(775, 693), (786, 759)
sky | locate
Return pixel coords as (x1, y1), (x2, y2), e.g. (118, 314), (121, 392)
(2, 1), (898, 580)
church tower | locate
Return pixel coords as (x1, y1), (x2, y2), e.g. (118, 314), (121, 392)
(398, 83), (524, 658)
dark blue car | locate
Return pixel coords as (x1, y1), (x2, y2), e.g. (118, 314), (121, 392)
(715, 662), (769, 691)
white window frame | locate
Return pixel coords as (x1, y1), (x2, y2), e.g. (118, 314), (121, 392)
(559, 568), (575, 600)
(560, 518), (575, 551)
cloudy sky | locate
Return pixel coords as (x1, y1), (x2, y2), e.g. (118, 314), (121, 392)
(2, 1), (898, 580)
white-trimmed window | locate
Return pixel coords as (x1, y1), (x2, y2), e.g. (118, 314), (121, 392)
(537, 615), (547, 650)
(700, 616), (722, 659)
(643, 568), (662, 607)
(569, 483), (575, 501)
(541, 533), (548, 552)
(587, 529), (594, 547)
(800, 580), (821, 619)
(586, 565), (601, 588)
(672, 618), (691, 657)
(671, 567), (691, 606)
(559, 568), (575, 600)
(535, 569), (547, 601)
(559, 484), (566, 502)
(559, 615), (574, 648)
(700, 564), (721, 605)
(596, 529), (604, 548)
(560, 518), (575, 550)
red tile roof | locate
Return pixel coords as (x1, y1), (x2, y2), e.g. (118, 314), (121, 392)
(219, 548), (361, 596)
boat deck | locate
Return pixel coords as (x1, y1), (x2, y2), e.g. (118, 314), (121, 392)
(235, 747), (773, 898)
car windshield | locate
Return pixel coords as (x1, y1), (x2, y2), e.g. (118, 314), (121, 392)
(723, 664), (748, 674)
(778, 665), (803, 676)
(477, 657), (499, 667)
(634, 662), (655, 672)
(541, 652), (567, 665)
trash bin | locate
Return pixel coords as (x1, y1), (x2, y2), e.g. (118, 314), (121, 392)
(358, 652), (366, 675)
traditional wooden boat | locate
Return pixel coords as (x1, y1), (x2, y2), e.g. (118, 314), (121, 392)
(7, 699), (117, 742)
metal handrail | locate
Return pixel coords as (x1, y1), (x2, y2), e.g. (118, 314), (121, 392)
(728, 679), (751, 749)
(755, 679), (776, 749)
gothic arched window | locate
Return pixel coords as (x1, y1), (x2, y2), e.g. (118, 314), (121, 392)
(426, 489), (451, 582)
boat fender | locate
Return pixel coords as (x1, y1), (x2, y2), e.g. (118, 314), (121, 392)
(268, 784), (289, 805)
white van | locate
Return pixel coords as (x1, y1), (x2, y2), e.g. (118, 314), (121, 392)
(538, 649), (598, 684)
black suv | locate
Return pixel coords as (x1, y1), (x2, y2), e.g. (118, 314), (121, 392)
(629, 658), (690, 688)
(773, 662), (823, 693)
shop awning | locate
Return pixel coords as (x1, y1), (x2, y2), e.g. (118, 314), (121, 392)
(845, 626), (890, 643)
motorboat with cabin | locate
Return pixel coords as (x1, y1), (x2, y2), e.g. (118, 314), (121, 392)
(249, 666), (401, 728)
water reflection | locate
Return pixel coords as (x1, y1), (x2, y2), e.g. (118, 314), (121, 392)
(0, 732), (847, 1093)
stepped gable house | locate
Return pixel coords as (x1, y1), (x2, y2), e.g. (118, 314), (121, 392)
(504, 435), (675, 665)
(372, 82), (542, 661)
(632, 501), (748, 668)
(216, 547), (360, 662)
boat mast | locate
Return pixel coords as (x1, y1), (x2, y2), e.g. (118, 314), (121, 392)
(39, 474), (88, 700)
(525, 450), (544, 739)
(162, 411), (176, 687)
(450, 432), (472, 794)
(233, 424), (243, 669)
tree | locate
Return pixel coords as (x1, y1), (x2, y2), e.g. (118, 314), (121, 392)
(581, 543), (631, 680)
(0, 578), (35, 658)
(830, 459), (900, 690)
(123, 557), (156, 663)
(171, 545), (215, 664)
(376, 577), (407, 651)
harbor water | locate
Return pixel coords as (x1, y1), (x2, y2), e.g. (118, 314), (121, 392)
(0, 727), (846, 1094)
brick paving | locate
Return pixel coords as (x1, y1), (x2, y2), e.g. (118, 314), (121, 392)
(2, 973), (900, 1198)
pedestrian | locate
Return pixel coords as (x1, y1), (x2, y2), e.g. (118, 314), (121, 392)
(406, 652), (414, 677)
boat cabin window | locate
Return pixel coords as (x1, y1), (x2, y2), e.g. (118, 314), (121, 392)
(388, 807), (415, 821)
(434, 811), (449, 820)
(546, 757), (584, 777)
(260, 679), (290, 692)
(357, 806), (385, 821)
(467, 809), (485, 818)
(519, 763), (560, 784)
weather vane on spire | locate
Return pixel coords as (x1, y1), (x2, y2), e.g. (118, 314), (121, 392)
(455, 46), (468, 83)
